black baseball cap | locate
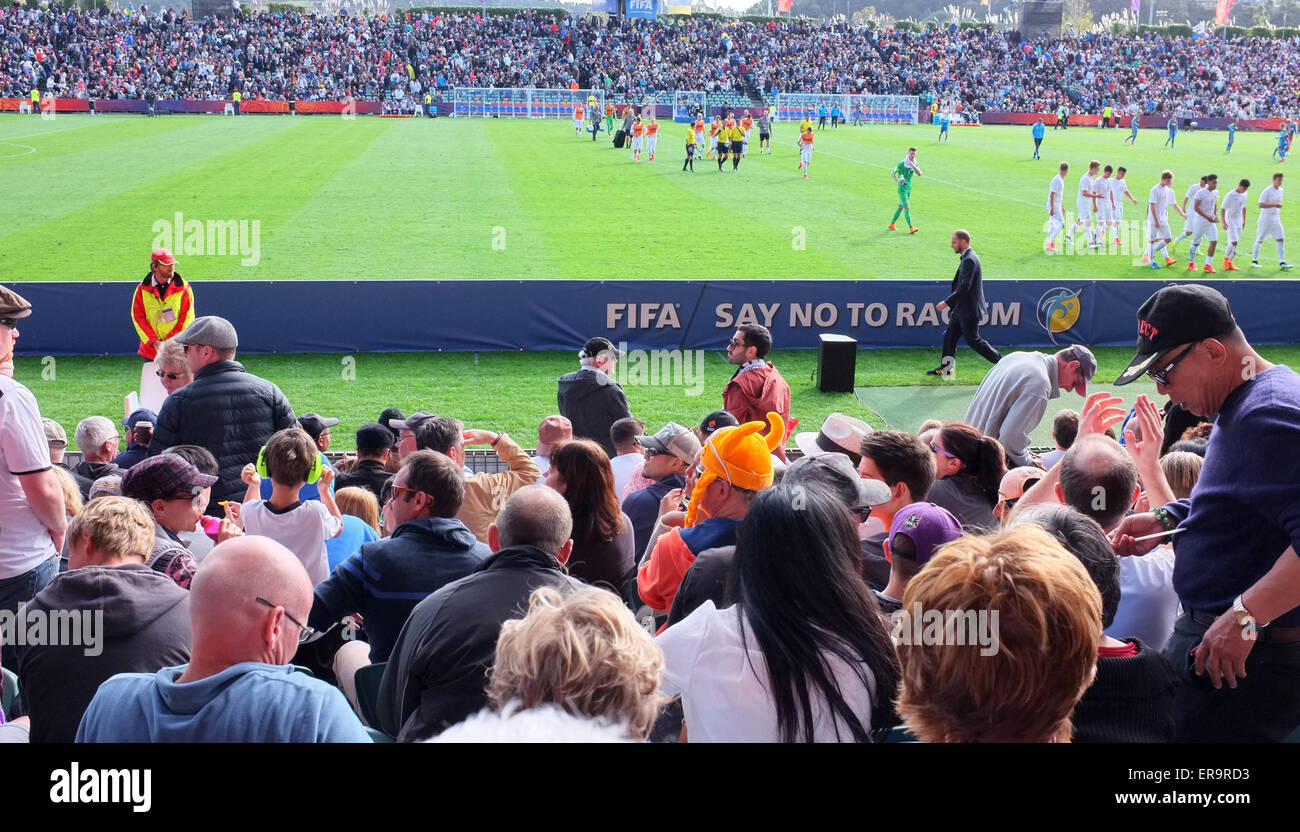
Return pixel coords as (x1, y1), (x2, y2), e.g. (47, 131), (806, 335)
(356, 423), (396, 454)
(297, 413), (340, 441)
(1114, 284), (1238, 385)
(580, 337), (623, 359)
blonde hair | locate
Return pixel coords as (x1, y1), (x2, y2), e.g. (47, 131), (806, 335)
(156, 338), (189, 373)
(896, 525), (1101, 743)
(488, 586), (666, 739)
(336, 486), (380, 534)
(66, 496), (154, 563)
(52, 465), (83, 518)
(1160, 451), (1203, 500)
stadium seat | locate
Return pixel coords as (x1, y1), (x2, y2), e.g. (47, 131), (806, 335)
(354, 662), (389, 734)
(1, 667), (18, 718)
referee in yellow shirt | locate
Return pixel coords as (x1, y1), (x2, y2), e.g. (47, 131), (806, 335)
(728, 124), (745, 171)
(683, 125), (696, 173)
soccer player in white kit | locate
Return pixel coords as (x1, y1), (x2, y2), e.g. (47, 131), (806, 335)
(1045, 161), (1069, 252)
(1187, 174), (1220, 272)
(1219, 178), (1249, 271)
(1111, 166), (1139, 245)
(1252, 172), (1293, 269)
(1146, 169), (1185, 269)
(1171, 175), (1207, 252)
(1096, 165), (1117, 247)
(1071, 160), (1103, 248)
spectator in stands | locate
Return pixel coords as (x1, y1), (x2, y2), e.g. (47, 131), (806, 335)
(658, 484), (900, 742)
(148, 316), (296, 514)
(608, 416), (645, 497)
(1011, 504), (1178, 743)
(413, 416), (540, 543)
(557, 337), (633, 458)
(692, 410), (739, 445)
(1039, 408), (1079, 470)
(532, 415), (572, 477)
(390, 411), (438, 463)
(324, 487), (381, 573)
(638, 414), (782, 619)
(162, 444), (224, 562)
(895, 525), (1102, 743)
(926, 422), (1005, 533)
(309, 452), (487, 714)
(794, 413), (872, 463)
(42, 418), (81, 485)
(120, 454), (213, 590)
(15, 497), (191, 743)
(722, 324), (791, 461)
(963, 346), (1096, 468)
(335, 423), (395, 500)
(1110, 284), (1300, 741)
(856, 430), (936, 589)
(1159, 451), (1203, 501)
(484, 585), (664, 740)
(621, 421), (699, 561)
(255, 412), (338, 504)
(154, 338), (192, 395)
(544, 439), (634, 594)
(873, 502), (963, 617)
(378, 485), (580, 741)
(238, 427), (342, 587)
(75, 536), (368, 743)
(114, 409), (157, 469)
(71, 417), (124, 501)
(994, 466), (1043, 525)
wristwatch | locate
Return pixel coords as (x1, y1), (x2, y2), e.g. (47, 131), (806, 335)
(1232, 594), (1267, 629)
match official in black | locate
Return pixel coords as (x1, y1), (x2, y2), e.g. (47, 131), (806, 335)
(929, 229), (1002, 379)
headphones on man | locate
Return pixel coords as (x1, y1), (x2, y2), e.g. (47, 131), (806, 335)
(256, 446), (323, 484)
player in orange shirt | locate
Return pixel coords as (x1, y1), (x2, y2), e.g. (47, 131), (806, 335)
(645, 116), (660, 162)
(798, 126), (815, 179)
(693, 115), (706, 152)
(724, 111), (736, 133)
(631, 116), (645, 162)
(740, 110), (754, 156)
(574, 103), (585, 137)
(604, 102), (615, 134)
(707, 116), (721, 159)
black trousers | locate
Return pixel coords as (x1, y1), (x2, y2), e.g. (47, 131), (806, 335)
(941, 309), (1001, 364)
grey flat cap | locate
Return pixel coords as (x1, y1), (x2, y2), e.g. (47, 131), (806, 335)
(174, 316), (238, 349)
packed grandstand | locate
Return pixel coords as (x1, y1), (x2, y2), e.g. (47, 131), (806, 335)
(3, 5), (1300, 117)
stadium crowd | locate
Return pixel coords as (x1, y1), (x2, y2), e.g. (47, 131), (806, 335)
(3, 5), (1300, 117)
(3, 276), (1299, 744)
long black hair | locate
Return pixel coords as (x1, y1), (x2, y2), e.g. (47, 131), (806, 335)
(938, 422), (1006, 508)
(727, 484), (901, 742)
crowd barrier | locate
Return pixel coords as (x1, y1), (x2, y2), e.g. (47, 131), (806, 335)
(982, 111), (1288, 130)
(1, 98), (384, 115)
(11, 279), (1298, 357)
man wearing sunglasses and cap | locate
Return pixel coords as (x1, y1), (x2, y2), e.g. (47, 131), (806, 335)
(132, 248), (195, 410)
(1110, 284), (1300, 741)
(963, 345), (1097, 469)
(557, 336), (633, 458)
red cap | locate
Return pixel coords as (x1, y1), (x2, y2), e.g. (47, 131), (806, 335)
(151, 248), (177, 265)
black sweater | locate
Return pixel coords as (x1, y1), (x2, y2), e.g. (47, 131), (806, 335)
(1072, 638), (1179, 743)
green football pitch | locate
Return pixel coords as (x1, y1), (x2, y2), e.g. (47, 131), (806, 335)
(1, 113), (1295, 282)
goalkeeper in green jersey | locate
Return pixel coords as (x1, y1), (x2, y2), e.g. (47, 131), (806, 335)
(889, 147), (923, 234)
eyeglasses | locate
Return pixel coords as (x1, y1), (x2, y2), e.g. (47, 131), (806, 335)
(643, 447), (669, 457)
(727, 338), (746, 349)
(849, 505), (873, 521)
(1148, 343), (1197, 386)
(155, 369), (186, 380)
(0, 317), (17, 330)
(255, 597), (318, 644)
(385, 484), (419, 505)
(930, 442), (958, 460)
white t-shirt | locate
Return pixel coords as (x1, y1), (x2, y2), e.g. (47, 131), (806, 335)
(1259, 185), (1284, 220)
(1183, 183), (1202, 211)
(1106, 547), (1179, 653)
(0, 375), (57, 577)
(1047, 174), (1065, 213)
(1220, 189), (1246, 226)
(656, 601), (878, 742)
(1077, 172), (1095, 204)
(1148, 184), (1174, 225)
(609, 452), (644, 500)
(1192, 187), (1218, 222)
(1110, 177), (1131, 207)
(1096, 176), (1115, 207)
(241, 499), (342, 585)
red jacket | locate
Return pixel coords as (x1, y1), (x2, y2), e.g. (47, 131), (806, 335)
(722, 362), (791, 461)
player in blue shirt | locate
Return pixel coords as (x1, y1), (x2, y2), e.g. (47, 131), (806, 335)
(830, 103), (842, 129)
(1125, 116), (1139, 145)
(1274, 128), (1290, 161)
(1226, 119), (1236, 153)
(938, 110), (950, 142)
(1165, 117), (1177, 148)
(1031, 118), (1045, 159)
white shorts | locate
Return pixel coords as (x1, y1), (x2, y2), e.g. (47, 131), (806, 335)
(1148, 220), (1172, 240)
(744, 129), (751, 142)
(1192, 217), (1218, 243)
(695, 130), (705, 145)
(1257, 215), (1285, 240)
(1225, 222), (1243, 244)
(1096, 207), (1115, 222)
(800, 146), (813, 163)
(632, 136), (642, 150)
(1076, 201), (1094, 222)
(1048, 209), (1066, 226)
(1182, 215), (1196, 234)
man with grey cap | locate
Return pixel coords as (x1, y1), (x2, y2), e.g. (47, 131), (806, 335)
(665, 452), (892, 628)
(148, 316), (295, 515)
(962, 345), (1097, 468)
(621, 421), (701, 560)
(44, 417), (92, 495)
(0, 284), (67, 665)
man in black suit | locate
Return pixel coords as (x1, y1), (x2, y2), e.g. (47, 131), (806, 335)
(557, 336), (633, 458)
(928, 229), (1002, 379)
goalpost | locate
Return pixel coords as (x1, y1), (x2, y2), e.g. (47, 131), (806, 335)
(773, 93), (849, 123)
(451, 88), (605, 119)
(847, 94), (921, 125)
(673, 91), (707, 122)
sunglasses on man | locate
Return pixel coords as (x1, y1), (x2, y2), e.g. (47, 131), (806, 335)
(1148, 343), (1197, 386)
(156, 369), (186, 380)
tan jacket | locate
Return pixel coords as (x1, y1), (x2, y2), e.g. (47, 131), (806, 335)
(456, 433), (541, 543)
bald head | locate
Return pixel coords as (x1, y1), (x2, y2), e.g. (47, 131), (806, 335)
(1058, 435), (1139, 532)
(492, 485), (573, 555)
(185, 535), (313, 677)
